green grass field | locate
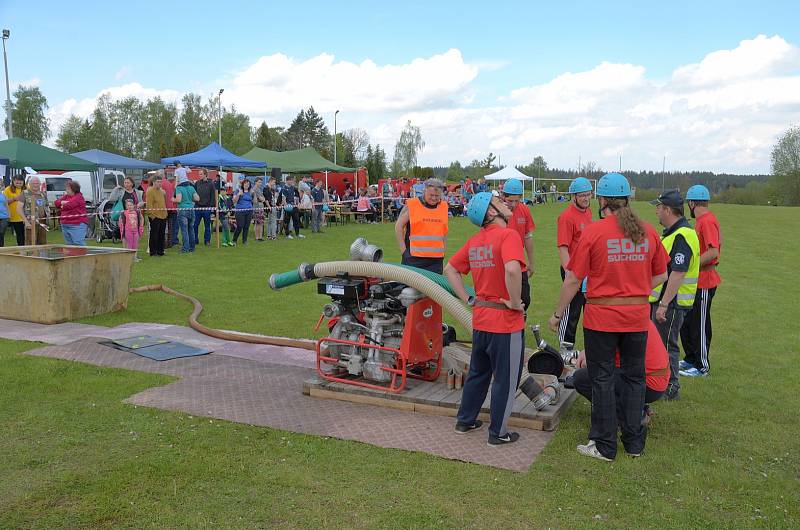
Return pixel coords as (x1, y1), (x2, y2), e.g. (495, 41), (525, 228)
(1, 201), (798, 529)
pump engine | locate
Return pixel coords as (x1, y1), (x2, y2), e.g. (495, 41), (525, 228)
(315, 273), (444, 392)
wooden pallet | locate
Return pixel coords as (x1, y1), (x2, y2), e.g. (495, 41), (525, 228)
(303, 374), (577, 431)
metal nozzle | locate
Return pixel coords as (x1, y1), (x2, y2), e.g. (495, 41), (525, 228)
(349, 237), (383, 262)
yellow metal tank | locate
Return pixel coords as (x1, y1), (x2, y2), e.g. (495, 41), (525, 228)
(0, 245), (135, 324)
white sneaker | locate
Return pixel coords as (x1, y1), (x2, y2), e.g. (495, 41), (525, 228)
(287, 234), (294, 239)
(298, 234), (306, 239)
(577, 440), (613, 461)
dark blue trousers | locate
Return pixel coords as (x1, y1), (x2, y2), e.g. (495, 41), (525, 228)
(193, 209), (213, 245)
(457, 329), (524, 438)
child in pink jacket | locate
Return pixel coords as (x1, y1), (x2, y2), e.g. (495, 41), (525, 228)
(119, 199), (144, 261)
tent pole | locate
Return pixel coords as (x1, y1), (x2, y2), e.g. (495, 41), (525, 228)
(216, 167), (221, 249)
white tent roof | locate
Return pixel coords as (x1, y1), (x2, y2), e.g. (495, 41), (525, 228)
(483, 165), (533, 181)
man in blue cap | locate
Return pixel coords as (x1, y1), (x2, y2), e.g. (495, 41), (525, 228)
(556, 177), (594, 347)
(444, 192), (526, 446)
(502, 178), (536, 314)
(680, 185), (722, 377)
(649, 189), (700, 400)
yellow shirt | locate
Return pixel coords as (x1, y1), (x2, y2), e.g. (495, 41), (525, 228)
(145, 187), (167, 219)
(3, 186), (24, 223)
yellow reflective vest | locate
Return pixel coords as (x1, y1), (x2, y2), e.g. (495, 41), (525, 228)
(649, 225), (700, 307)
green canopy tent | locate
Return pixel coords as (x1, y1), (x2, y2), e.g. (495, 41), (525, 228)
(0, 138), (98, 172)
(240, 147), (355, 173)
(238, 146), (356, 192)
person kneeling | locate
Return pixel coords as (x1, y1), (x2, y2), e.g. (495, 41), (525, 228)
(567, 320), (669, 426)
(444, 192), (526, 447)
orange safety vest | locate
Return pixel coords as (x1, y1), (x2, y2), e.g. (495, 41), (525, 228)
(407, 197), (448, 258)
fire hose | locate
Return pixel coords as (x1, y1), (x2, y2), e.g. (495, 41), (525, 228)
(129, 284), (316, 350)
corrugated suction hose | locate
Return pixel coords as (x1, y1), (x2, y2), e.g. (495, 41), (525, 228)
(309, 261), (473, 332)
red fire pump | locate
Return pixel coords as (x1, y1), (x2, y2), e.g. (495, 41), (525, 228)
(315, 274), (444, 393)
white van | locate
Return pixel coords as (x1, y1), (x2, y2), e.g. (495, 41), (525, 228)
(58, 170), (126, 202)
(44, 176), (71, 206)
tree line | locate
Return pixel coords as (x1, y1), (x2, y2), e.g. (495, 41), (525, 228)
(4, 85), (798, 204)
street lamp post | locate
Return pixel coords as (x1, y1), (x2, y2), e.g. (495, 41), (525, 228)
(217, 89), (224, 147)
(333, 110), (339, 165)
(2, 29), (13, 138)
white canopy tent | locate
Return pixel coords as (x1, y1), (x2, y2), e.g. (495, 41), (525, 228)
(483, 166), (534, 199)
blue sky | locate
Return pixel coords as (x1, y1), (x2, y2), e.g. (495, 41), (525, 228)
(2, 0), (799, 172)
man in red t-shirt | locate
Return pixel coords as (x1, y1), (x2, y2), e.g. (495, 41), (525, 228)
(568, 321), (669, 423)
(548, 173), (668, 461)
(445, 192), (526, 447)
(680, 185), (722, 376)
(501, 178), (536, 313)
(556, 177), (594, 346)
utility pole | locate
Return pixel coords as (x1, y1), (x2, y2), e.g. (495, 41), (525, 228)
(2, 29), (13, 138)
(662, 155), (666, 191)
(333, 110), (339, 165)
(218, 88), (224, 146)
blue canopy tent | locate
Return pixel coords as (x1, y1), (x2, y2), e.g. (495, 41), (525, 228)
(161, 142), (266, 169)
(72, 149), (164, 205)
(161, 143), (265, 249)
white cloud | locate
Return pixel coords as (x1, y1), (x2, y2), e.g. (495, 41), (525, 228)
(404, 35), (800, 173)
(672, 35), (800, 87)
(40, 36), (800, 173)
(227, 48), (478, 118)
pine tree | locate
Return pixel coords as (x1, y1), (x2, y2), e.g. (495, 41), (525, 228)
(254, 121), (271, 149)
(172, 134), (184, 156)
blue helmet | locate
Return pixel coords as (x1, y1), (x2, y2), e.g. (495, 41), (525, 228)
(502, 178), (524, 196)
(596, 172), (631, 198)
(467, 192), (494, 227)
(284, 204), (295, 213)
(686, 184), (710, 201)
(569, 177), (593, 194)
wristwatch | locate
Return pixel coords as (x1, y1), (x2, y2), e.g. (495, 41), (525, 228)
(467, 295), (476, 307)
(658, 301), (668, 308)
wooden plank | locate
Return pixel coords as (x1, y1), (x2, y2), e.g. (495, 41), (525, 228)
(400, 379), (436, 400)
(439, 388), (464, 408)
(428, 386), (461, 408)
(305, 374), (576, 431)
(414, 403), (458, 418)
(309, 388), (414, 411)
(410, 381), (450, 406)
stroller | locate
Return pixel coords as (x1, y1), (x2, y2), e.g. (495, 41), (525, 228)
(94, 198), (121, 243)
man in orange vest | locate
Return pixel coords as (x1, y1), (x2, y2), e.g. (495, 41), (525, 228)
(395, 178), (449, 274)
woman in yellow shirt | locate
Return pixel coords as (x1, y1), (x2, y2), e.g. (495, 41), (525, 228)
(3, 175), (25, 246)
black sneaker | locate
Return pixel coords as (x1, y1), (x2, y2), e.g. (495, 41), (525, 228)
(488, 432), (520, 446)
(454, 420), (483, 434)
(664, 383), (680, 401)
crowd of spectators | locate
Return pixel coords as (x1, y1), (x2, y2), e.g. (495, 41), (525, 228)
(1, 169), (494, 255)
